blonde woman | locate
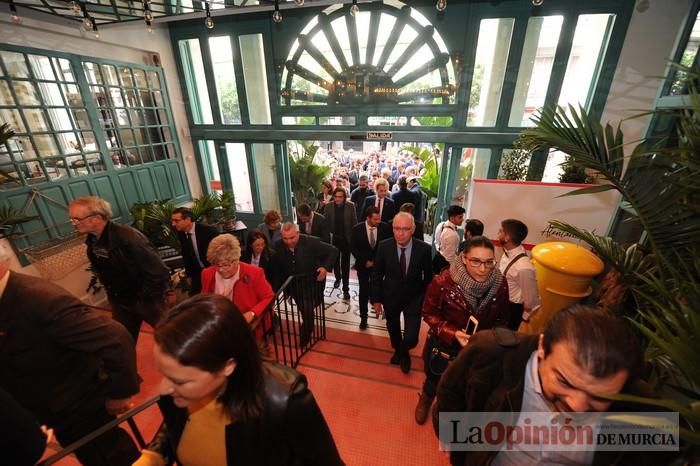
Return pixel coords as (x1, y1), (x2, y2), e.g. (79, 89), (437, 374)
(201, 234), (274, 334)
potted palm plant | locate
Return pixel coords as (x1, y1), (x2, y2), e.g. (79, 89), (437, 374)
(519, 64), (700, 447)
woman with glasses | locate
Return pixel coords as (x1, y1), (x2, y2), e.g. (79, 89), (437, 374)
(133, 294), (344, 466)
(413, 236), (511, 425)
(201, 234), (275, 336)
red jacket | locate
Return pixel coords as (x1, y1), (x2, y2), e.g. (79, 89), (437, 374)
(422, 268), (510, 347)
(201, 262), (275, 335)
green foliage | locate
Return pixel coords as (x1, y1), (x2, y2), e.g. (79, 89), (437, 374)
(498, 139), (531, 181)
(521, 66), (700, 443)
(191, 192), (221, 223)
(412, 116), (453, 127)
(0, 205), (36, 239)
(130, 199), (179, 250)
(218, 80), (241, 124)
(288, 140), (330, 208)
(0, 123), (21, 186)
(469, 64), (484, 112)
(558, 158), (591, 183)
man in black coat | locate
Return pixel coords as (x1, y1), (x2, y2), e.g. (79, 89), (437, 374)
(171, 206), (219, 294)
(323, 188), (357, 300)
(0, 258), (140, 466)
(350, 206), (391, 330)
(390, 175), (418, 212)
(350, 174), (375, 220)
(361, 177), (396, 223)
(69, 196), (170, 344)
(296, 203), (330, 243)
(371, 212), (433, 373)
(271, 223), (338, 347)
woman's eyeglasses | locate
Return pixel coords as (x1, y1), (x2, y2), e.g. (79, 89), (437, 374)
(467, 258), (497, 269)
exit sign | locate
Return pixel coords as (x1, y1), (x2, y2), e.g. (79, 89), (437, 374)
(366, 131), (393, 140)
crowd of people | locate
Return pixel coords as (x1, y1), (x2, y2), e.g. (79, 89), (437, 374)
(0, 188), (677, 466)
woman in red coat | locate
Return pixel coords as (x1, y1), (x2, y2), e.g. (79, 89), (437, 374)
(201, 234), (275, 336)
(414, 235), (511, 425)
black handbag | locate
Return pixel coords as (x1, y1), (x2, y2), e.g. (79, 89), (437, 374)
(427, 334), (457, 376)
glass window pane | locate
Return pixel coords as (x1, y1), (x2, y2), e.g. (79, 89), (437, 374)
(541, 149), (567, 182)
(134, 69), (148, 88)
(178, 39), (214, 124)
(319, 116), (355, 125)
(147, 71), (161, 89)
(109, 88), (125, 107)
(0, 80), (16, 105)
(79, 130), (98, 151)
(72, 109), (91, 130)
(83, 62), (103, 85)
(125, 89), (140, 107)
(0, 165), (22, 190)
(1, 51), (29, 77)
(152, 90), (164, 107)
(34, 134), (60, 156)
(670, 11), (700, 95)
(368, 116), (407, 126)
(199, 140), (221, 192)
(28, 55), (55, 80)
(449, 147), (491, 208)
(558, 14), (614, 111)
(47, 108), (74, 131)
(53, 58), (75, 82)
(10, 136), (37, 159)
(224, 142), (254, 212)
(37, 82), (63, 106)
(90, 85), (107, 106)
(239, 34), (271, 124)
(508, 16), (564, 127)
(58, 132), (81, 154)
(0, 108), (26, 132)
(119, 67), (134, 87)
(468, 18), (514, 127)
(87, 153), (105, 173)
(13, 80), (40, 105)
(62, 83), (83, 106)
(411, 116), (453, 127)
(282, 116), (316, 125)
(251, 144), (280, 211)
(209, 36), (242, 125)
(102, 64), (120, 86)
(23, 108), (50, 132)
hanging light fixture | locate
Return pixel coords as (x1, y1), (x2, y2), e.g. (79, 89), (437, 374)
(272, 0), (282, 23)
(532, 0), (543, 5)
(70, 0), (81, 15)
(92, 22), (100, 39)
(350, 0), (359, 16)
(435, 0), (447, 11)
(9, 0), (22, 23)
(204, 1), (214, 29)
(294, 0), (304, 5)
(143, 1), (153, 22)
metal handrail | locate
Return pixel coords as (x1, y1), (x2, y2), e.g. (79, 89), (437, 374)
(37, 396), (160, 465)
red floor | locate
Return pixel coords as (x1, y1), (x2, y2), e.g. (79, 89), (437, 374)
(45, 323), (449, 466)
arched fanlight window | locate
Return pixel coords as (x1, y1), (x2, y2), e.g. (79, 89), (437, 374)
(280, 1), (456, 106)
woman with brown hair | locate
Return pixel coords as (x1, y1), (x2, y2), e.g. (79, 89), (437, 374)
(133, 294), (344, 466)
(414, 236), (511, 425)
(257, 209), (282, 245)
(240, 229), (274, 283)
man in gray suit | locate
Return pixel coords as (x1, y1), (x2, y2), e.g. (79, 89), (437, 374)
(323, 187), (357, 300)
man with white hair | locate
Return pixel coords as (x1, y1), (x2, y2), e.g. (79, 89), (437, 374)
(0, 249), (141, 465)
(68, 195), (170, 344)
(371, 212), (433, 373)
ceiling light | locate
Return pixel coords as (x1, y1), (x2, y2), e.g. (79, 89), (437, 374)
(436, 0), (447, 11)
(350, 0), (359, 16)
(204, 2), (214, 29)
(272, 0), (282, 23)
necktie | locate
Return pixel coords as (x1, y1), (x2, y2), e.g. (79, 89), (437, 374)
(400, 247), (406, 277)
(376, 198), (383, 218)
(369, 227), (376, 248)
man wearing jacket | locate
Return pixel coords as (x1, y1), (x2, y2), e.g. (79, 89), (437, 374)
(435, 304), (667, 466)
(69, 195), (170, 344)
(371, 212), (433, 373)
(350, 206), (391, 330)
(171, 206), (219, 295)
(0, 254), (141, 466)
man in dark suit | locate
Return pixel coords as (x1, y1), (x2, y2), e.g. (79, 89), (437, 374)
(271, 223), (338, 347)
(350, 174), (374, 220)
(350, 206), (391, 330)
(0, 255), (141, 466)
(171, 206), (219, 295)
(296, 203), (330, 243)
(323, 187), (357, 300)
(408, 176), (427, 238)
(391, 175), (418, 212)
(371, 212), (433, 373)
(361, 177), (396, 223)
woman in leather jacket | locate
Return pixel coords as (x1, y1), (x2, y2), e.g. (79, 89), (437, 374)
(414, 236), (511, 425)
(133, 294), (344, 466)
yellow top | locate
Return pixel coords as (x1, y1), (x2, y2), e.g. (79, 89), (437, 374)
(177, 398), (231, 466)
(531, 241), (604, 276)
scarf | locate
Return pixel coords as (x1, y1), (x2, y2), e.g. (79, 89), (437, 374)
(449, 257), (503, 316)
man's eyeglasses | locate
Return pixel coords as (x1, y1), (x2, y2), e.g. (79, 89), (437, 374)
(69, 213), (97, 223)
(467, 258), (497, 269)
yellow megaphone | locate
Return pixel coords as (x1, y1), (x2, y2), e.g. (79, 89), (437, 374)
(519, 241), (604, 334)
